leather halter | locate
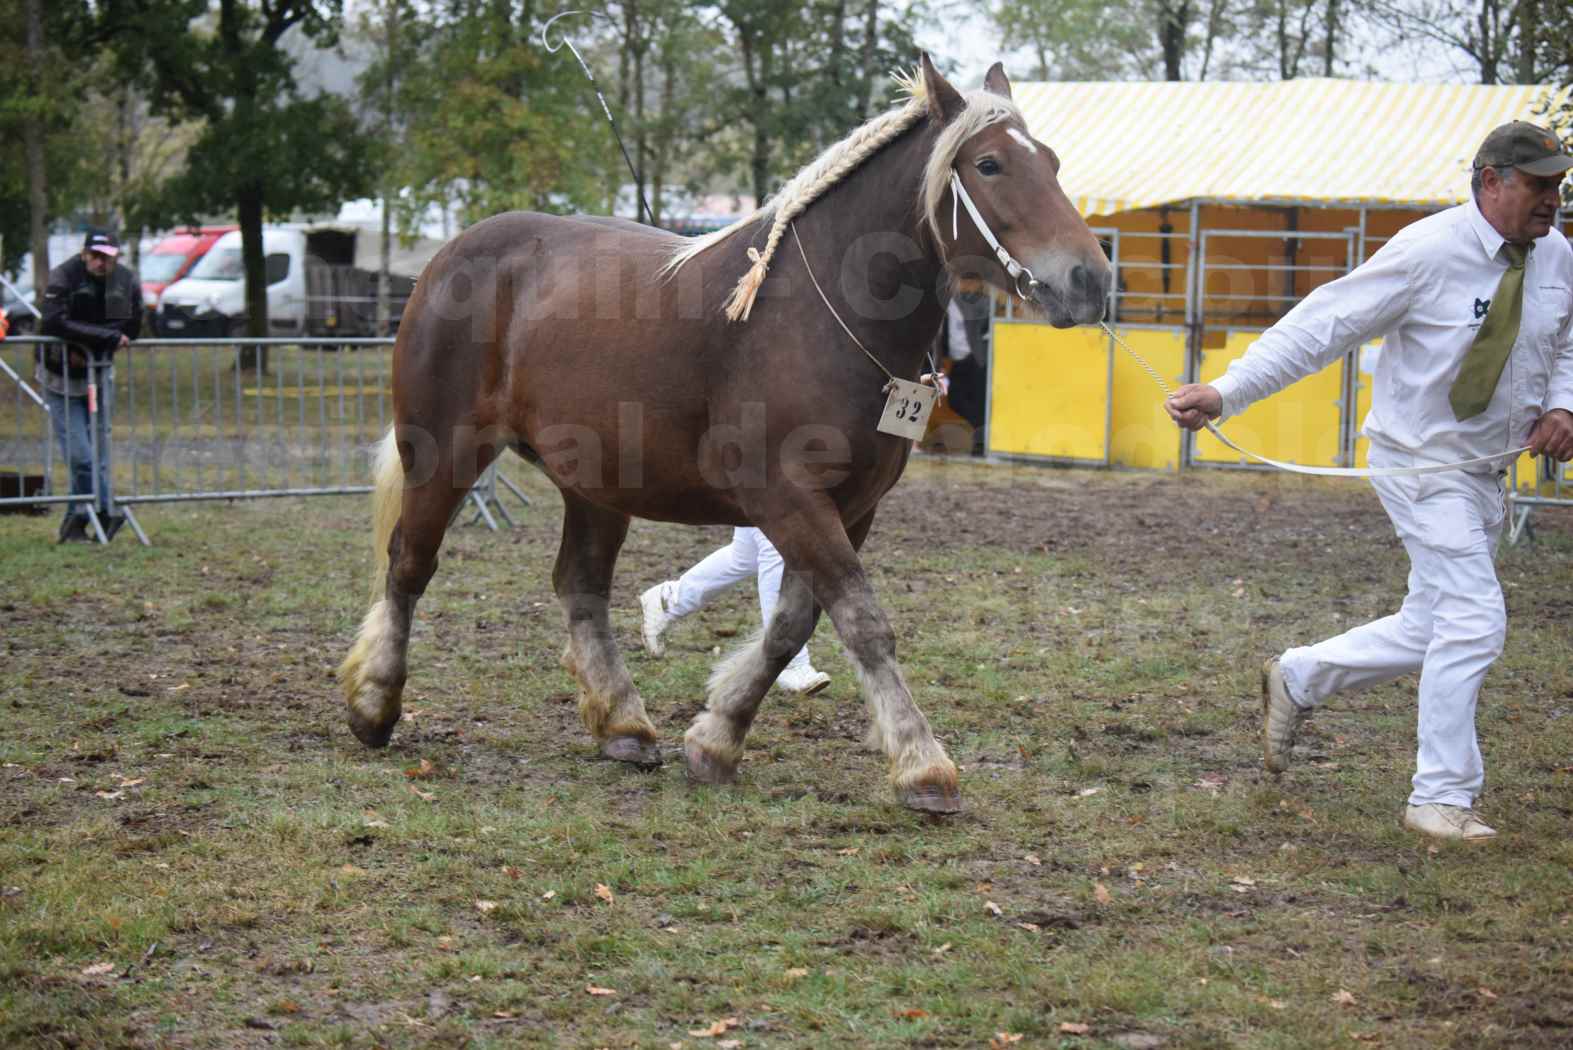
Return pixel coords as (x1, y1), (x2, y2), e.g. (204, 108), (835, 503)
(949, 170), (1041, 301)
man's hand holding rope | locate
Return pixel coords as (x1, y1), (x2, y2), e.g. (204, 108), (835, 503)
(1164, 383), (1223, 432)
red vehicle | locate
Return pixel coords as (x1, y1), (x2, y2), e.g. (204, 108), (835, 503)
(141, 226), (236, 327)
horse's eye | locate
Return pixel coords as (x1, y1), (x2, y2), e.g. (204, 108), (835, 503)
(976, 157), (1002, 177)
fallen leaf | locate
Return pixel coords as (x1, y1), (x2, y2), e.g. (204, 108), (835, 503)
(474, 900), (499, 914)
(931, 943), (952, 956)
(991, 1034), (1024, 1048)
(1268, 999), (1287, 1010)
(984, 900), (1003, 916)
(586, 985), (617, 997)
(404, 758), (436, 780)
(1016, 922), (1041, 933)
(502, 865), (521, 879)
(837, 847), (860, 856)
(363, 819), (390, 829)
(493, 1010), (515, 1019)
(80, 962), (115, 977)
(1477, 987), (1498, 1001)
(541, 890), (557, 901)
(784, 967), (809, 979)
(116, 777), (146, 787)
(1058, 1021), (1091, 1034)
(595, 883), (615, 904)
(1078, 787), (1101, 797)
(1024, 853), (1042, 866)
(1093, 882), (1112, 905)
(339, 864), (366, 877)
(717, 1042), (741, 1050)
(894, 1008), (928, 1019)
(410, 787), (436, 802)
(1332, 989), (1357, 1006)
(1231, 876), (1257, 887)
(94, 791), (123, 801)
(688, 1017), (740, 1037)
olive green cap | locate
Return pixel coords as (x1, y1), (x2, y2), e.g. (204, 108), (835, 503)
(1473, 121), (1573, 177)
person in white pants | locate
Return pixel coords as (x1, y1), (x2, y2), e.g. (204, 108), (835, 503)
(1166, 121), (1573, 842)
(639, 527), (832, 694)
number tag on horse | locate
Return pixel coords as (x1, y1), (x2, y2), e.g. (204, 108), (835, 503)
(877, 378), (937, 440)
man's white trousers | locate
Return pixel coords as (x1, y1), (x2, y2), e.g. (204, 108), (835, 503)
(1278, 461), (1507, 808)
(670, 527), (812, 670)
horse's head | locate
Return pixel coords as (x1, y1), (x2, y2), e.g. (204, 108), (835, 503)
(919, 56), (1111, 328)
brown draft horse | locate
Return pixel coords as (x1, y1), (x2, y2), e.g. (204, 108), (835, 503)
(339, 56), (1110, 813)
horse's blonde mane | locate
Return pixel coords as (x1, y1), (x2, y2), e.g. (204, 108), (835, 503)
(662, 68), (1023, 322)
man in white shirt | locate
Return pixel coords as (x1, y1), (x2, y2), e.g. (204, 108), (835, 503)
(1166, 121), (1573, 842)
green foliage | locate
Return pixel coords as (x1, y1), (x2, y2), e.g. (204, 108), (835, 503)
(0, 0), (98, 273)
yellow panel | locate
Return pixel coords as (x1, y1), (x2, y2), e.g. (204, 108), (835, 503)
(987, 323), (1109, 461)
(1109, 326), (1186, 471)
(1195, 330), (1344, 467)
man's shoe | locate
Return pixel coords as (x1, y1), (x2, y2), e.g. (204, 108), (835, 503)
(776, 664), (831, 695)
(102, 513), (126, 542)
(639, 581), (679, 657)
(1262, 657), (1309, 774)
(1404, 803), (1497, 842)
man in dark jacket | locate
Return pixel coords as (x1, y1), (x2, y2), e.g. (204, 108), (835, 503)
(37, 229), (142, 542)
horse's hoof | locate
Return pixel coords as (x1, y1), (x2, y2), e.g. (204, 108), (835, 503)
(348, 708), (399, 749)
(602, 735), (662, 769)
(684, 742), (738, 786)
(897, 782), (962, 814)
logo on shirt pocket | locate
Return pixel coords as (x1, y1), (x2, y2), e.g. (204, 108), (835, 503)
(1472, 297), (1490, 319)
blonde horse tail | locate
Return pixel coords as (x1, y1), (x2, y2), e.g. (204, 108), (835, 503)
(367, 426), (403, 601)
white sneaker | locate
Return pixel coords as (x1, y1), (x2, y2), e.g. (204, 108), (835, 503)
(1262, 657), (1310, 774)
(1403, 803), (1497, 842)
(639, 581), (679, 657)
(775, 664), (831, 695)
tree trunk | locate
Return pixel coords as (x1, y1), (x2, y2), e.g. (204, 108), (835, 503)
(24, 0), (49, 298)
(1515, 0), (1538, 82)
(1323, 0), (1340, 76)
(1159, 1), (1191, 81)
(237, 185), (269, 372)
(858, 0), (879, 118)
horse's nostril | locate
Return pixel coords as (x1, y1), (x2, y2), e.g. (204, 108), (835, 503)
(1069, 264), (1097, 301)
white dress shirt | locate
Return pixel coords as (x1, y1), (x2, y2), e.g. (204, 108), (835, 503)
(1212, 198), (1573, 471)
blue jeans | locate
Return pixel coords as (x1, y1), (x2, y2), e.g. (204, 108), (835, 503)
(46, 374), (114, 518)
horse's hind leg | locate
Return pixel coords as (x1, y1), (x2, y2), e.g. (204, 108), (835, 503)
(341, 431), (482, 747)
(684, 568), (821, 785)
(554, 493), (660, 767)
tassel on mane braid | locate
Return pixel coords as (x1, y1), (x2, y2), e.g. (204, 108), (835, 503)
(662, 66), (1024, 324)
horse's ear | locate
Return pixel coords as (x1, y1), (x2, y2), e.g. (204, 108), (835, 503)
(920, 53), (965, 123)
(983, 62), (1012, 99)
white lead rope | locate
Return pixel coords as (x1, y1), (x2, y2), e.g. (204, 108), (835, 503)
(1100, 322), (1531, 479)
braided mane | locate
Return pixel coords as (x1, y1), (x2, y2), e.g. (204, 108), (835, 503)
(662, 68), (1023, 323)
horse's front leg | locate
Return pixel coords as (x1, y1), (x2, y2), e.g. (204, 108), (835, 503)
(682, 567), (822, 785)
(554, 493), (660, 767)
(689, 508), (961, 813)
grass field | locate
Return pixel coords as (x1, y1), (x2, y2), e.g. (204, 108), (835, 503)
(2, 457), (1571, 1049)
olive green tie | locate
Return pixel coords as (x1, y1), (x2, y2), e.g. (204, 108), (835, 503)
(1450, 243), (1527, 421)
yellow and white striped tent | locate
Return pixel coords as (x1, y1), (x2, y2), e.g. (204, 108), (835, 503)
(1012, 79), (1569, 218)
(978, 78), (1570, 475)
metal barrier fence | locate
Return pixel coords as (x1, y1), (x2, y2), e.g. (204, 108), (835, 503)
(1507, 456), (1572, 544)
(0, 336), (530, 544)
